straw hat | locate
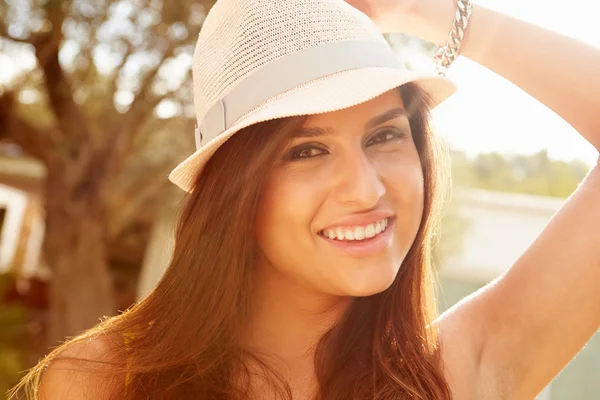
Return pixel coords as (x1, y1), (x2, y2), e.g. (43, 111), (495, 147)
(168, 0), (456, 192)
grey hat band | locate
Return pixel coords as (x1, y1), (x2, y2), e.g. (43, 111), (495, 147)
(195, 39), (405, 148)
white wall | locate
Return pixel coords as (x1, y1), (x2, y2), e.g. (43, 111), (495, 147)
(0, 184), (28, 273)
(440, 189), (565, 283)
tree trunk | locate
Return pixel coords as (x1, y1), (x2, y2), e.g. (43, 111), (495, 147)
(43, 168), (116, 347)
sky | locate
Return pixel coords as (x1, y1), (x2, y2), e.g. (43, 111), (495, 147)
(430, 0), (600, 165)
(1, 0), (598, 165)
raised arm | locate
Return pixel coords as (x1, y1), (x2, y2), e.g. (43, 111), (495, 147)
(404, 1), (600, 398)
(348, 0), (600, 397)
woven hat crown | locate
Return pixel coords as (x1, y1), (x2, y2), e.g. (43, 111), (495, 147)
(192, 0), (386, 127)
(169, 0), (455, 192)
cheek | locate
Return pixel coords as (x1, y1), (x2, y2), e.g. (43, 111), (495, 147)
(378, 151), (425, 231)
(255, 167), (352, 294)
(389, 161), (423, 208)
(255, 169), (323, 266)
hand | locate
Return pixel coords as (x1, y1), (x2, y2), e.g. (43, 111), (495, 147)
(346, 0), (456, 46)
(345, 0), (418, 33)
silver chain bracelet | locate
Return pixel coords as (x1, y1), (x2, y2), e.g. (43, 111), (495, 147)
(433, 0), (473, 76)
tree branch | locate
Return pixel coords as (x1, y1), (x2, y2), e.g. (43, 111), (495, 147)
(100, 40), (178, 180)
(34, 0), (90, 147)
(102, 40), (135, 117)
(0, 91), (53, 164)
(129, 41), (177, 113)
(71, 2), (113, 87)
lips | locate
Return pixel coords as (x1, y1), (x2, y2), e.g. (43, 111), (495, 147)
(320, 218), (389, 241)
(318, 217), (395, 258)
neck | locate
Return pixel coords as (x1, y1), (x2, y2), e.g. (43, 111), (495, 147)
(244, 263), (351, 363)
(240, 259), (353, 399)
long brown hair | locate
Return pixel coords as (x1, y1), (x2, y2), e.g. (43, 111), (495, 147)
(10, 83), (452, 399)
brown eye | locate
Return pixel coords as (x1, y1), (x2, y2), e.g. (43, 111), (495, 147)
(287, 145), (328, 160)
(366, 129), (406, 146)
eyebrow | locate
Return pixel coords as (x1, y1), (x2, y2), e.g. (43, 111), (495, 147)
(293, 107), (408, 138)
(365, 107), (408, 130)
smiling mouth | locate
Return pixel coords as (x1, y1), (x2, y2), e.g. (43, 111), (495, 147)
(319, 217), (389, 242)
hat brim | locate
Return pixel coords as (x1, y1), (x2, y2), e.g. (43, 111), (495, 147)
(169, 67), (456, 192)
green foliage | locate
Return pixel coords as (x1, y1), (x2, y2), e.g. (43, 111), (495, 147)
(451, 149), (590, 198)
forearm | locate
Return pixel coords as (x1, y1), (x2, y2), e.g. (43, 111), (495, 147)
(401, 1), (600, 151)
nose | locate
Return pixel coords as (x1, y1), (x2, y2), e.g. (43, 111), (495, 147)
(334, 149), (386, 209)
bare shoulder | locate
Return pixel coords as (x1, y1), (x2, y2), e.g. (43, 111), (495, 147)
(38, 333), (125, 400)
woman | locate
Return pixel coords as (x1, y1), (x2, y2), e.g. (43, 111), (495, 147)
(10, 0), (600, 399)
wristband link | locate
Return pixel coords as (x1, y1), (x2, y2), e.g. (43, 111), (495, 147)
(433, 0), (473, 76)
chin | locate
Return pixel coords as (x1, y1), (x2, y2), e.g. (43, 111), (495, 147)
(338, 268), (399, 297)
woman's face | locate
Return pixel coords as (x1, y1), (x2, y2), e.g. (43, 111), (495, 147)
(255, 89), (424, 297)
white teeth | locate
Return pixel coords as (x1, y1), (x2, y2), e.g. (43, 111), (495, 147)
(354, 226), (365, 240)
(375, 221), (382, 234)
(365, 224), (376, 238)
(323, 218), (390, 241)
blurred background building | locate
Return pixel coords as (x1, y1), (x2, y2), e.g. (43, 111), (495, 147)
(0, 154), (46, 279)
